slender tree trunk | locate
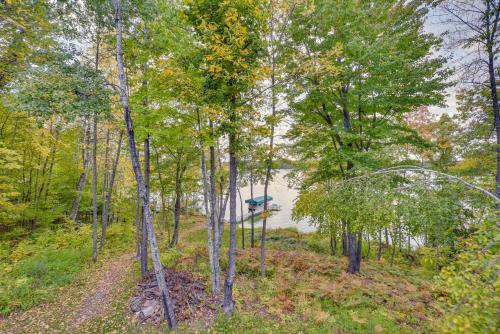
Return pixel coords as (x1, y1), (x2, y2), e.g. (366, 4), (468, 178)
(101, 129), (110, 222)
(223, 134), (237, 315)
(329, 226), (336, 256)
(218, 190), (229, 242)
(250, 173), (255, 248)
(487, 47), (500, 202)
(70, 119), (91, 221)
(390, 228), (397, 266)
(356, 232), (362, 266)
(200, 146), (217, 293)
(169, 159), (184, 248)
(140, 137), (149, 276)
(135, 191), (141, 259)
(112, 0), (176, 327)
(238, 186), (244, 249)
(100, 130), (123, 249)
(91, 36), (100, 256)
(43, 126), (59, 201)
(92, 114), (98, 262)
(209, 130), (221, 293)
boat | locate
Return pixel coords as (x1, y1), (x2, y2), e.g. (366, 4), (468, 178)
(245, 195), (273, 211)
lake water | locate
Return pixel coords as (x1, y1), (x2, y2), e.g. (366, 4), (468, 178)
(224, 169), (315, 233)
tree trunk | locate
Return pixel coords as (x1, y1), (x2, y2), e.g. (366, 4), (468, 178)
(101, 128), (110, 227)
(238, 186), (244, 249)
(102, 129), (110, 212)
(135, 191), (141, 259)
(250, 173), (255, 248)
(209, 133), (221, 293)
(43, 126), (59, 201)
(356, 232), (362, 266)
(487, 46), (500, 202)
(112, 0), (176, 327)
(69, 119), (91, 221)
(341, 221), (348, 256)
(92, 114), (98, 262)
(140, 137), (149, 276)
(390, 228), (397, 266)
(347, 232), (360, 274)
(200, 145), (217, 293)
(329, 227), (336, 256)
(169, 158), (185, 248)
(100, 130), (123, 249)
(223, 138), (237, 315)
(154, 147), (169, 238)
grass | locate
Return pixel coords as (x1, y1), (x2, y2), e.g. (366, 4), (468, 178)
(0, 221), (135, 316)
(0, 213), (439, 333)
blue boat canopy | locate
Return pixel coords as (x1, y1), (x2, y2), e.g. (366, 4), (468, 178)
(245, 196), (273, 206)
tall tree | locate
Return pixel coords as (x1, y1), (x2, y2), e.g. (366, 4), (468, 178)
(185, 0), (268, 314)
(287, 0), (449, 273)
(111, 0), (176, 327)
(439, 0), (500, 200)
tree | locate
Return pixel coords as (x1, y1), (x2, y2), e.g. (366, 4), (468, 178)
(286, 0), (449, 273)
(111, 0), (176, 327)
(438, 0), (500, 200)
(185, 0), (268, 315)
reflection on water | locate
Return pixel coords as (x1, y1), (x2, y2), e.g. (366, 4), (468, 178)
(224, 169), (315, 233)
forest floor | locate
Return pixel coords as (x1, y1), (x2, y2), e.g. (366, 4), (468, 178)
(0, 252), (136, 333)
(0, 214), (440, 333)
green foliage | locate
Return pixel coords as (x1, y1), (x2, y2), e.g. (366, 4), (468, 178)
(0, 222), (134, 315)
(10, 48), (111, 121)
(435, 219), (500, 333)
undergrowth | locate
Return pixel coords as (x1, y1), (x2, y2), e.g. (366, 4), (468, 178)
(0, 222), (134, 315)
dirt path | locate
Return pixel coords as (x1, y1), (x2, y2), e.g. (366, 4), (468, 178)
(0, 252), (136, 334)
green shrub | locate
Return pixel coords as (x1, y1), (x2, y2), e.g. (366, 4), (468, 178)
(435, 220), (500, 333)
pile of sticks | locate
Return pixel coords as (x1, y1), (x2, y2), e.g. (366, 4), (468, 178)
(130, 268), (221, 325)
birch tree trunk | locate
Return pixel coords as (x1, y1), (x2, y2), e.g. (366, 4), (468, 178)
(200, 146), (217, 292)
(209, 131), (221, 293)
(223, 136), (237, 315)
(112, 0), (176, 327)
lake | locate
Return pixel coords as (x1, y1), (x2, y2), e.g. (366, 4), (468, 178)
(224, 169), (315, 233)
